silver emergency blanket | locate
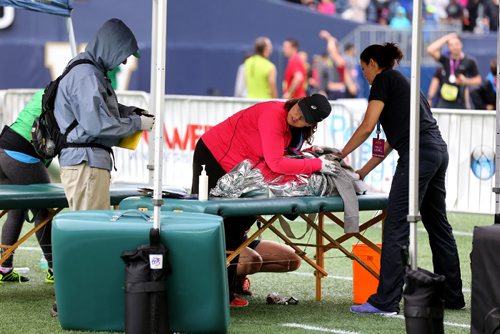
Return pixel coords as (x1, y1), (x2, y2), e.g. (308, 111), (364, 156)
(209, 160), (267, 198)
(210, 154), (368, 234)
(209, 158), (367, 198)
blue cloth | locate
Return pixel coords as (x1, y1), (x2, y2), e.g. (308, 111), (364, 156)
(487, 72), (496, 93)
(0, 0), (72, 17)
(3, 149), (40, 164)
(389, 17), (411, 30)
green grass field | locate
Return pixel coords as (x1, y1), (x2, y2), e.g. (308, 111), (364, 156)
(0, 210), (488, 334)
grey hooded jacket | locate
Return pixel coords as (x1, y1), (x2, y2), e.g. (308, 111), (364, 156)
(54, 18), (142, 171)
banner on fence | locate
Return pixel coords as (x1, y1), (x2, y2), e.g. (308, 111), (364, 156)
(0, 90), (494, 214)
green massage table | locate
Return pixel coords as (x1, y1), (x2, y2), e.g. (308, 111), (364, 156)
(120, 193), (389, 301)
(0, 182), (144, 266)
(52, 210), (229, 333)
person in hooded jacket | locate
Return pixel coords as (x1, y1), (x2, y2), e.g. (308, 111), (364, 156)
(54, 18), (154, 211)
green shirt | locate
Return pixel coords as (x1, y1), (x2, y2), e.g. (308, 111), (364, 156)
(10, 89), (44, 143)
(244, 55), (275, 99)
(8, 89), (52, 166)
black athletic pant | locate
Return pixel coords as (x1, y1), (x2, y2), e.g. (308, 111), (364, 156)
(367, 146), (465, 312)
(191, 139), (255, 301)
(0, 149), (52, 268)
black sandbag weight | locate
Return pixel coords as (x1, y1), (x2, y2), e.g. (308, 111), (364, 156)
(403, 267), (445, 334)
(121, 228), (170, 334)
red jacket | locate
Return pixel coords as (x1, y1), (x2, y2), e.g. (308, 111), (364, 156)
(202, 101), (321, 181)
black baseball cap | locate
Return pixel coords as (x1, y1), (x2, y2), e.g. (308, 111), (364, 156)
(298, 94), (332, 124)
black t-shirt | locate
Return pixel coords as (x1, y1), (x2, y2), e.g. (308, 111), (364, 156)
(471, 79), (496, 109)
(433, 66), (445, 84)
(438, 54), (480, 104)
(369, 69), (446, 154)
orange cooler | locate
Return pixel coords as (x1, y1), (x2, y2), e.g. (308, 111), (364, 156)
(352, 243), (381, 304)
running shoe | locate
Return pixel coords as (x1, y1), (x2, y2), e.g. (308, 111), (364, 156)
(230, 297), (249, 307)
(51, 302), (58, 317)
(0, 269), (29, 282)
(45, 268), (54, 284)
(350, 302), (397, 315)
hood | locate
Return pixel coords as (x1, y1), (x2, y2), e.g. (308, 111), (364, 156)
(85, 18), (139, 71)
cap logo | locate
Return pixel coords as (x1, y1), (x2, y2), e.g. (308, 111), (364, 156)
(311, 105), (317, 110)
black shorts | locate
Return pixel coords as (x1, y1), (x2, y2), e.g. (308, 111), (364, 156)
(243, 235), (260, 250)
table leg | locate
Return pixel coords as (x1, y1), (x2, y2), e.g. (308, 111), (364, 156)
(316, 212), (325, 301)
(0, 208), (62, 266)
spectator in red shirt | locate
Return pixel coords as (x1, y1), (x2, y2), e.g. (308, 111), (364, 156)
(282, 38), (307, 99)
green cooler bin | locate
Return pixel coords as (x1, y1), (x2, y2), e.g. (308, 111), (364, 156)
(52, 210), (229, 333)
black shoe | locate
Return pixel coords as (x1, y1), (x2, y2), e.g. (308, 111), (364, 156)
(51, 302), (58, 317)
(444, 302), (465, 310)
(445, 299), (466, 310)
(0, 269), (29, 282)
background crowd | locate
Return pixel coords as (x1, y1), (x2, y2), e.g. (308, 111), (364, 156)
(285, 0), (499, 33)
(235, 30), (496, 110)
(235, 32), (362, 102)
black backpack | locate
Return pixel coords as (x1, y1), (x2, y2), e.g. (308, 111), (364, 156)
(32, 59), (111, 159)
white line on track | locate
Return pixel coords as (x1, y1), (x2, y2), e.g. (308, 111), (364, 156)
(384, 314), (470, 329)
(418, 227), (473, 237)
(17, 246), (41, 251)
(288, 272), (472, 295)
(321, 220), (473, 237)
(281, 323), (362, 334)
(288, 271), (352, 281)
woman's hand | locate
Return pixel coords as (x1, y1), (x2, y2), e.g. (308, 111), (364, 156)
(320, 157), (339, 175)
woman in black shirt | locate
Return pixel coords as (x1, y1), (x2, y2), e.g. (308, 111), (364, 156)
(339, 43), (465, 314)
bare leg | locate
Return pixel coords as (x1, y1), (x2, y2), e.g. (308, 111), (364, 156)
(253, 240), (301, 273)
(237, 247), (262, 277)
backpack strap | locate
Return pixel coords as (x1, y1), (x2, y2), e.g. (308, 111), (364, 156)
(62, 59), (96, 76)
(66, 141), (116, 171)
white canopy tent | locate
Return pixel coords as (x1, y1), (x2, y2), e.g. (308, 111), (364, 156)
(0, 1), (78, 57)
(149, 0), (167, 230)
(494, 16), (500, 224)
(408, 0), (423, 270)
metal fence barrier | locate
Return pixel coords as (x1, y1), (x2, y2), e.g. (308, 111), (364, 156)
(0, 89), (494, 214)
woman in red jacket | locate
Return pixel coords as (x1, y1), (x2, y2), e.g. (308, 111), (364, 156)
(191, 94), (334, 307)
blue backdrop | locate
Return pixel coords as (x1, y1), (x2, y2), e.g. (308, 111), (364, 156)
(0, 0), (496, 97)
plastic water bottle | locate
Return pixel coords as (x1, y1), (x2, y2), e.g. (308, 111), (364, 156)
(39, 255), (48, 271)
(198, 164), (209, 201)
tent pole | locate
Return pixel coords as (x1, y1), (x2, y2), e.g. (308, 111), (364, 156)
(494, 11), (500, 224)
(148, 0), (159, 185)
(66, 17), (77, 57)
(408, 0), (424, 270)
(152, 0), (167, 230)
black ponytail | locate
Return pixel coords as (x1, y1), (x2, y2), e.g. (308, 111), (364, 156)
(360, 42), (404, 70)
